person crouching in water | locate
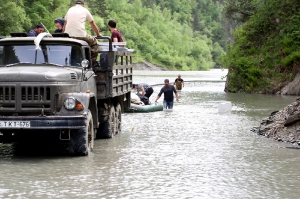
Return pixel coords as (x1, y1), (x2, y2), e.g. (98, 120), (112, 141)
(54, 18), (65, 33)
(132, 83), (154, 99)
(155, 79), (179, 109)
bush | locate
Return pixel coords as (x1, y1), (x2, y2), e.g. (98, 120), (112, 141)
(222, 0), (300, 93)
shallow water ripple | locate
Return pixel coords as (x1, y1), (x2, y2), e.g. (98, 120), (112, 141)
(1, 70), (300, 198)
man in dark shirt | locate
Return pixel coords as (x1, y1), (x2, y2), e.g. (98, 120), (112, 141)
(174, 75), (184, 90)
(28, 24), (44, 37)
(108, 20), (124, 42)
(155, 79), (179, 109)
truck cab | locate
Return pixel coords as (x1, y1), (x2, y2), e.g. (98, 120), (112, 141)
(0, 33), (133, 155)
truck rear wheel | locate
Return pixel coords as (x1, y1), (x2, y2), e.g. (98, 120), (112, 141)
(115, 103), (122, 134)
(69, 110), (94, 156)
(96, 106), (116, 139)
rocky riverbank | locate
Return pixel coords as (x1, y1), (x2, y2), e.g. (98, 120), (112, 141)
(132, 62), (167, 71)
(252, 97), (300, 145)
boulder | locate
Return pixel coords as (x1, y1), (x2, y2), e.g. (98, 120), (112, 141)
(281, 73), (300, 95)
(252, 98), (300, 143)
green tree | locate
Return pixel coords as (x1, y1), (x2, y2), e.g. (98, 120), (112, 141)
(0, 0), (30, 35)
(0, 0), (228, 70)
(222, 0), (300, 93)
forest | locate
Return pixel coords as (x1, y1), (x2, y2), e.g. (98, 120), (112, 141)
(222, 0), (300, 93)
(0, 0), (227, 70)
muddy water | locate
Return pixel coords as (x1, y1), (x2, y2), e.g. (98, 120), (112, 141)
(1, 69), (300, 198)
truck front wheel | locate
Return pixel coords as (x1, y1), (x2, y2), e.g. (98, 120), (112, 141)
(69, 110), (94, 156)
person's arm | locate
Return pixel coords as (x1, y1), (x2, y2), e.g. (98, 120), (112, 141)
(155, 89), (163, 102)
(63, 20), (67, 32)
(155, 95), (161, 103)
(63, 12), (68, 33)
(113, 38), (118, 42)
(182, 80), (184, 87)
(174, 79), (177, 85)
(141, 87), (145, 96)
(89, 21), (101, 36)
(174, 86), (179, 102)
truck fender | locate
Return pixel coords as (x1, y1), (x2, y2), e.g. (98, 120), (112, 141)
(58, 92), (98, 128)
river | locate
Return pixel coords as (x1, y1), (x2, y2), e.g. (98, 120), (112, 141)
(0, 69), (300, 198)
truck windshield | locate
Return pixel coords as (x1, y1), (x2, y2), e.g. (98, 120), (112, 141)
(0, 45), (83, 67)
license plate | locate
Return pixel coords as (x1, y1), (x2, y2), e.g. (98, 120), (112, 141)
(0, 121), (31, 128)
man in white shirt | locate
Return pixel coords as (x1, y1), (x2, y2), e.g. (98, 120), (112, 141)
(64, 0), (101, 65)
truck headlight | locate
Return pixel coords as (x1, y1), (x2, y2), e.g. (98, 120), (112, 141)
(64, 97), (76, 110)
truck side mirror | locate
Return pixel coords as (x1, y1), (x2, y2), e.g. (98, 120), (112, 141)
(81, 59), (89, 70)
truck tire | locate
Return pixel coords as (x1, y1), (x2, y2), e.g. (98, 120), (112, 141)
(69, 110), (94, 156)
(96, 106), (116, 139)
(115, 103), (122, 134)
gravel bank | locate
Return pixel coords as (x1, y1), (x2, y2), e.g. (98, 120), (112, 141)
(132, 62), (167, 71)
(252, 97), (300, 145)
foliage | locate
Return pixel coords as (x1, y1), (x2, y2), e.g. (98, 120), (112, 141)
(0, 0), (227, 70)
(0, 0), (30, 35)
(222, 0), (300, 93)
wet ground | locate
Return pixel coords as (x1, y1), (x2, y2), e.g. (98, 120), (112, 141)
(1, 70), (300, 198)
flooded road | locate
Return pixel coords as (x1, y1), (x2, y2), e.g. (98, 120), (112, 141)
(1, 69), (300, 198)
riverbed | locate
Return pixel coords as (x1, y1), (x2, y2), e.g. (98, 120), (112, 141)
(1, 69), (300, 198)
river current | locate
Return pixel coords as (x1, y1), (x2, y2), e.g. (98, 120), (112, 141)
(0, 69), (300, 198)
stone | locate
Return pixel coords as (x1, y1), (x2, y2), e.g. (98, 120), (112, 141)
(281, 73), (300, 95)
(253, 99), (300, 144)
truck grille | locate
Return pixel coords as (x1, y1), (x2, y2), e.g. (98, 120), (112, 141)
(0, 86), (16, 101)
(21, 87), (51, 101)
(0, 86), (16, 109)
(21, 86), (51, 109)
(0, 85), (54, 113)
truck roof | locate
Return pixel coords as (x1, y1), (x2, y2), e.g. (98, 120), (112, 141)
(0, 37), (89, 46)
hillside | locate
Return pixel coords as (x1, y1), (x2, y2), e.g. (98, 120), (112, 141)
(222, 0), (300, 93)
(0, 0), (227, 70)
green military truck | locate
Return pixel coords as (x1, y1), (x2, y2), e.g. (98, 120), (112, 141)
(0, 33), (133, 155)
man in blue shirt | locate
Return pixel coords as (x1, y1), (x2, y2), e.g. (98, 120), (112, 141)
(28, 24), (44, 37)
(155, 79), (179, 109)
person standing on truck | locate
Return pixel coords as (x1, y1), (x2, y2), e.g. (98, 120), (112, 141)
(108, 20), (124, 43)
(28, 24), (44, 37)
(63, 0), (101, 66)
(132, 83), (154, 99)
(155, 79), (179, 109)
(54, 18), (65, 33)
(174, 75), (184, 90)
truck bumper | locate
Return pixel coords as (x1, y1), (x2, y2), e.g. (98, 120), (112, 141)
(0, 115), (86, 130)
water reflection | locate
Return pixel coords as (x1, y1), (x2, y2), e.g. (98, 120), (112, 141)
(0, 70), (300, 198)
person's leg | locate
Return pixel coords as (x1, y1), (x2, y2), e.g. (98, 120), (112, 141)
(168, 101), (174, 109)
(176, 82), (182, 90)
(163, 100), (167, 109)
(144, 87), (154, 98)
(73, 35), (99, 63)
(85, 35), (99, 63)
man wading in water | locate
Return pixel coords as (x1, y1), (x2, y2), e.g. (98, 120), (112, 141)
(155, 79), (179, 109)
(174, 75), (184, 90)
